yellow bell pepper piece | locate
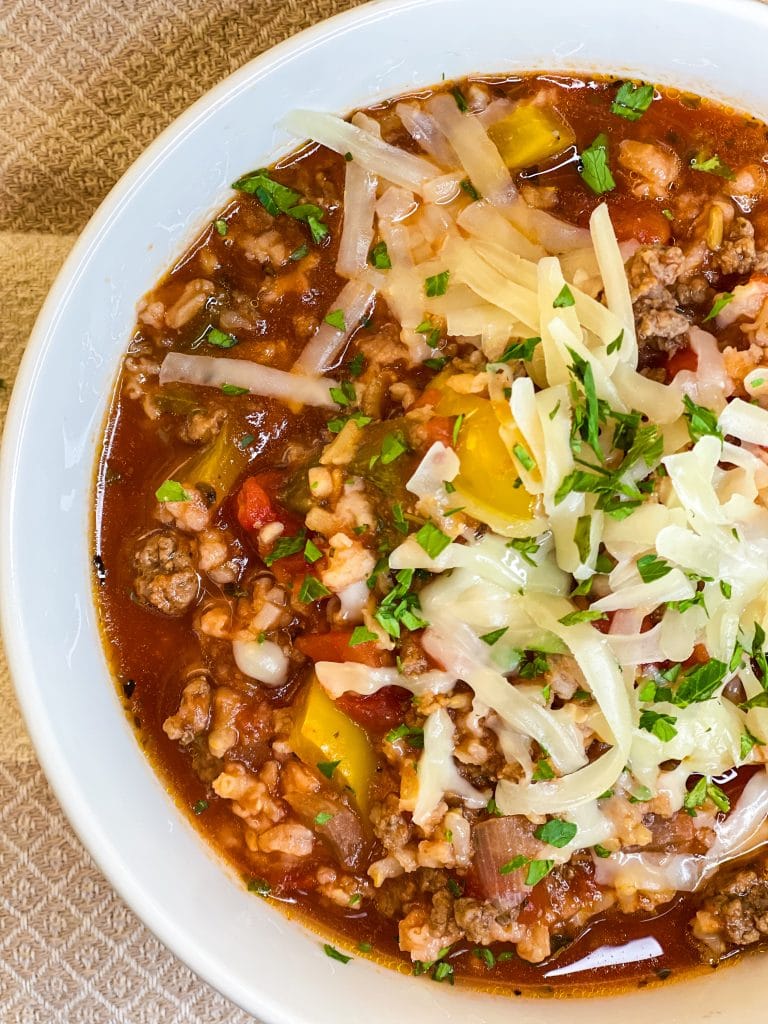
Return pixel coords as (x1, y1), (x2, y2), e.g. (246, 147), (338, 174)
(435, 390), (536, 525)
(488, 104), (576, 170)
(290, 675), (375, 814)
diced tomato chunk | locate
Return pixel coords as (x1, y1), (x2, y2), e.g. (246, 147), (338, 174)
(412, 387), (443, 410)
(422, 415), (454, 448)
(336, 687), (412, 732)
(608, 200), (672, 246)
(236, 477), (275, 530)
(666, 345), (698, 379)
(296, 630), (389, 667)
(235, 471), (301, 533)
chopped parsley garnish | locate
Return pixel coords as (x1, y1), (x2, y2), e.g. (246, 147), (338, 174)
(369, 240), (392, 269)
(324, 308), (347, 331)
(684, 776), (730, 815)
(416, 318), (442, 348)
(264, 531), (306, 566)
(532, 758), (555, 781)
(593, 844), (612, 858)
(317, 760), (341, 779)
(611, 82), (655, 121)
(304, 538), (322, 563)
(690, 152), (735, 180)
(425, 270), (450, 297)
(327, 411), (372, 434)
(348, 893), (361, 906)
(507, 536), (540, 566)
(329, 379), (357, 406)
(525, 860), (555, 886)
(155, 479), (190, 503)
(628, 784), (653, 804)
(392, 502), (409, 535)
(447, 878), (464, 897)
(289, 243), (309, 261)
(432, 961), (454, 985)
(704, 292), (734, 322)
(607, 329), (624, 355)
(498, 336), (542, 362)
(247, 877), (271, 895)
(553, 284), (576, 309)
(558, 609), (608, 626)
(347, 352), (365, 377)
(662, 208), (674, 221)
(637, 553), (673, 583)
(298, 576), (331, 603)
(741, 727), (764, 759)
(238, 433), (255, 449)
(384, 723), (424, 747)
(486, 797), (502, 817)
(513, 443), (536, 472)
(451, 86), (468, 112)
(381, 432), (408, 464)
(534, 819), (577, 848)
(358, 941), (373, 953)
(323, 944), (352, 964)
(315, 812), (334, 826)
(452, 413), (465, 446)
(214, 218), (228, 235)
(415, 522), (452, 559)
(220, 383), (249, 396)
(374, 568), (428, 638)
(424, 356), (449, 371)
(517, 650), (549, 679)
(579, 133), (616, 195)
(349, 625), (379, 647)
(472, 947), (495, 969)
(232, 169), (329, 241)
(574, 515), (592, 563)
(720, 580), (732, 599)
(460, 178), (481, 200)
(639, 709), (678, 741)
(673, 659), (727, 707)
(192, 799), (208, 815)
(499, 855), (528, 875)
(480, 627), (508, 646)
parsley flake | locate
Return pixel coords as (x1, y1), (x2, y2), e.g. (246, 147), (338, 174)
(155, 479), (190, 503)
(579, 133), (616, 195)
(611, 82), (655, 121)
(415, 522), (452, 559)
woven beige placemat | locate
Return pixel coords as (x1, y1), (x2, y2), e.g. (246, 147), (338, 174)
(0, 1), (368, 1020)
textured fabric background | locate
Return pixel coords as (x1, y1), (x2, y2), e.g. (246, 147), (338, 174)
(0, 1), (368, 1020)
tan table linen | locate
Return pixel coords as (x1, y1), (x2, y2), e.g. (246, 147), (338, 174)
(0, 1), (367, 1020)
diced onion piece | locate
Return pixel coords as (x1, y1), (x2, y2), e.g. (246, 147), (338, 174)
(232, 639), (288, 687)
(335, 154), (377, 279)
(606, 623), (665, 665)
(294, 280), (376, 375)
(426, 93), (516, 206)
(473, 817), (545, 909)
(160, 353), (339, 407)
(282, 109), (440, 194)
(413, 708), (488, 827)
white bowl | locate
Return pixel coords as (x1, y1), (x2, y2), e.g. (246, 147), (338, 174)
(3, 0), (768, 1018)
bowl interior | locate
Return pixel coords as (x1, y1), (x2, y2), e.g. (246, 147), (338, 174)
(3, 0), (768, 1020)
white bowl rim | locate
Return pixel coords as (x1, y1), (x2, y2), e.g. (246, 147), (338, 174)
(5, 0), (768, 1020)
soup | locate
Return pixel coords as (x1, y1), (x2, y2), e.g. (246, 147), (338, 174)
(94, 72), (768, 993)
